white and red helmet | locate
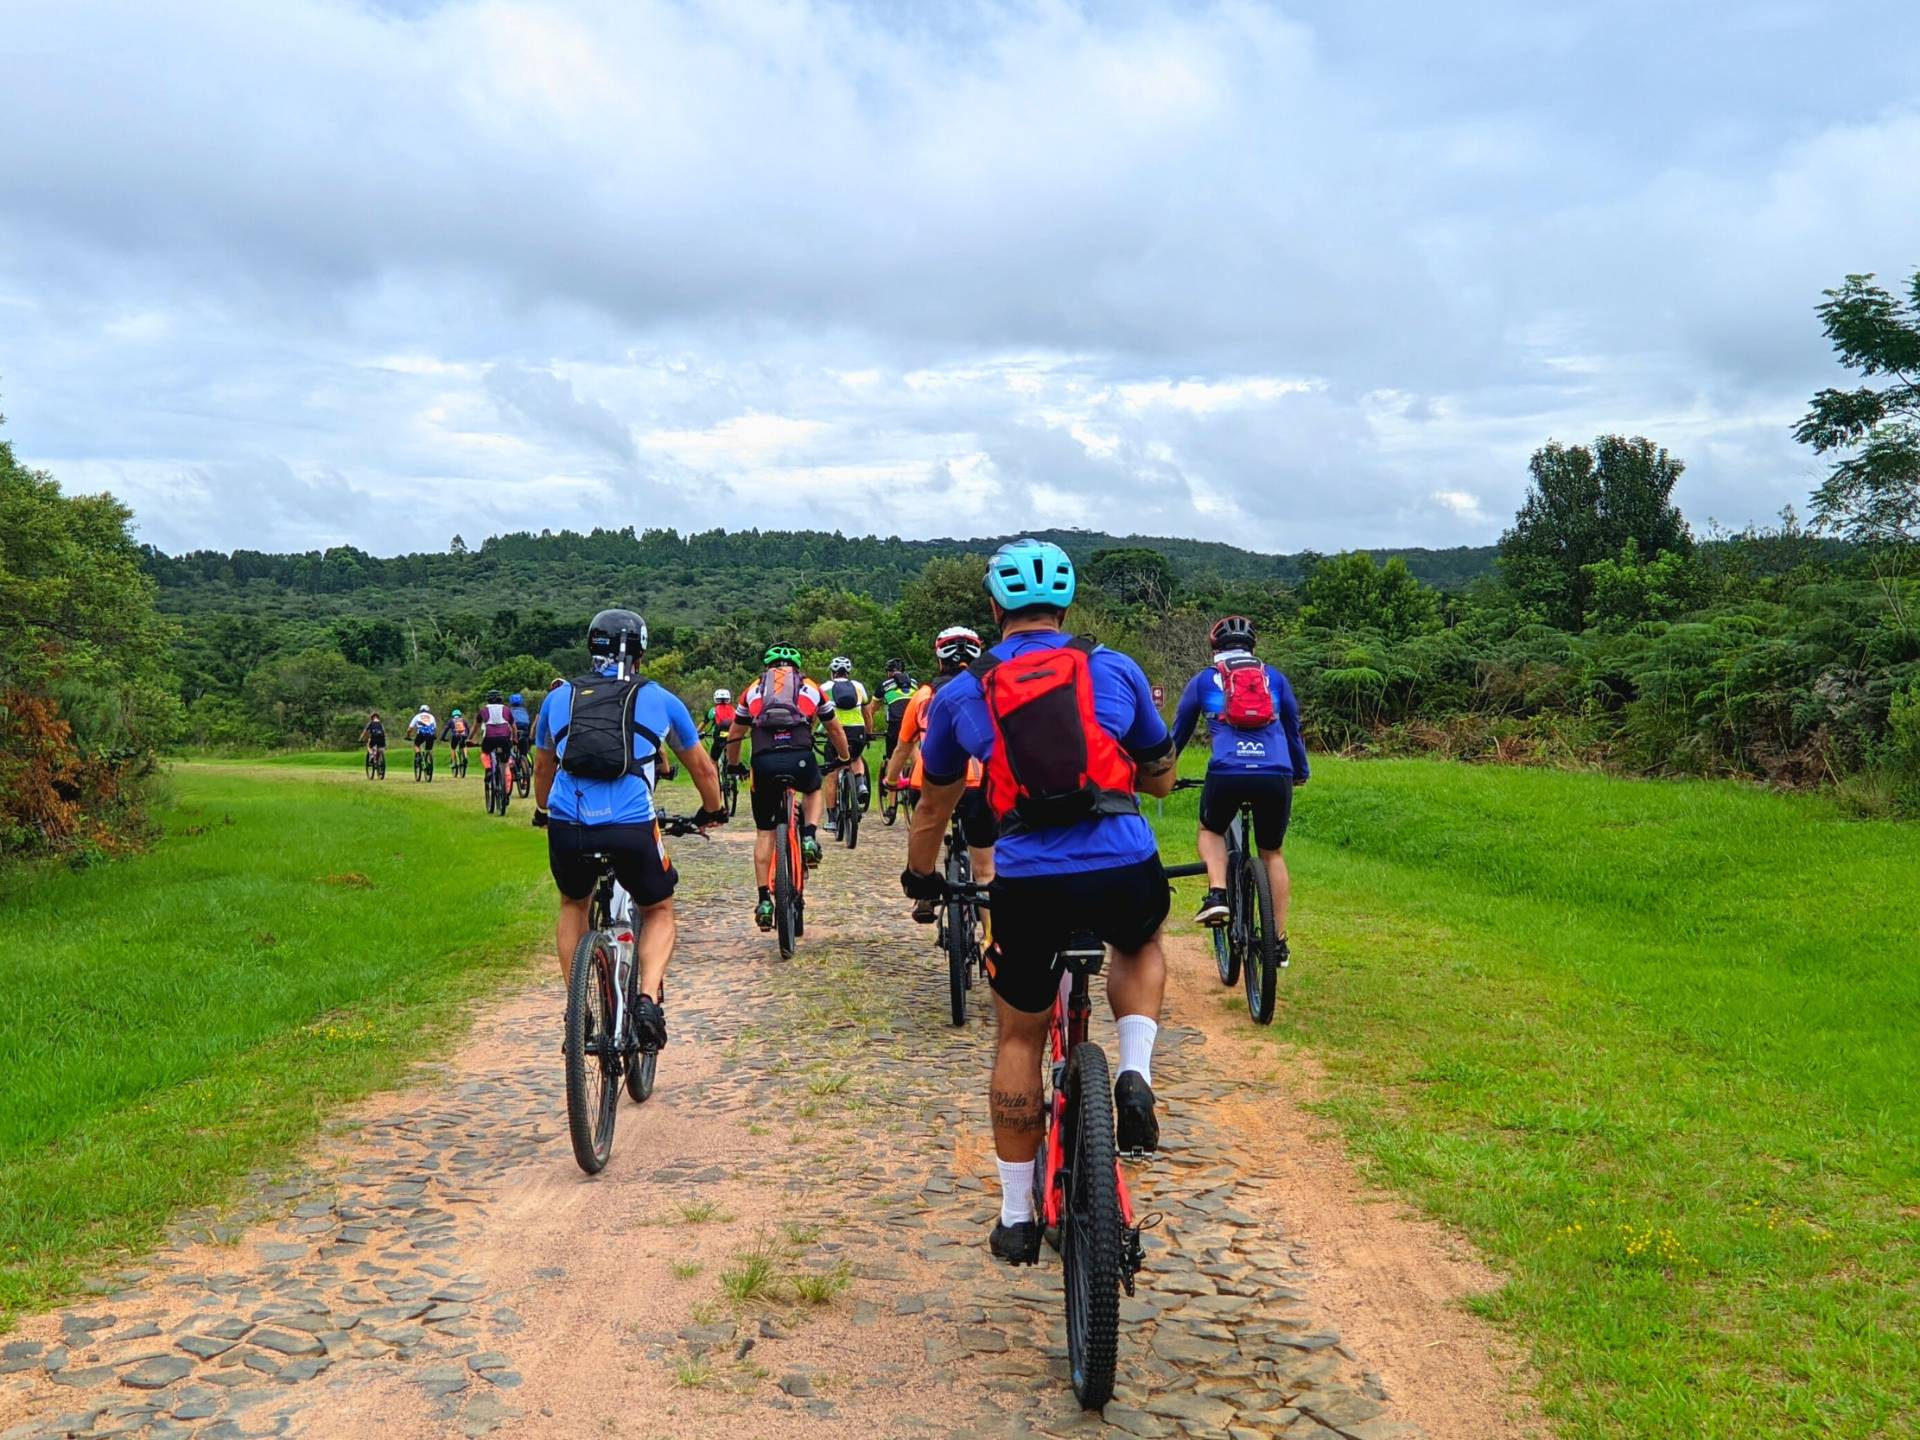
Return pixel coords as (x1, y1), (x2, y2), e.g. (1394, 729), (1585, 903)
(934, 625), (983, 664)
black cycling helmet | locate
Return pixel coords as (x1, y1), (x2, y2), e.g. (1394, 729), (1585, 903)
(885, 657), (906, 674)
(486, 688), (503, 703)
(588, 608), (648, 662)
(1209, 614), (1256, 651)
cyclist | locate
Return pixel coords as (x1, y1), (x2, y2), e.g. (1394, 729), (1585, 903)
(1170, 616), (1307, 941)
(704, 689), (737, 765)
(725, 643), (851, 930)
(884, 626), (997, 911)
(406, 702), (438, 759)
(359, 711), (386, 767)
(509, 692), (533, 752)
(877, 658), (917, 772)
(445, 708), (470, 770)
(532, 609), (727, 1052)
(900, 539), (1177, 1265)
(821, 657), (871, 819)
(476, 690), (517, 789)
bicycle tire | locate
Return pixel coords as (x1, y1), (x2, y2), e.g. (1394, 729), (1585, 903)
(1243, 851), (1279, 1025)
(1062, 1042), (1123, 1410)
(414, 751), (423, 782)
(365, 753), (375, 780)
(425, 751), (434, 782)
(775, 822), (797, 959)
(499, 761), (512, 817)
(516, 754), (531, 798)
(564, 930), (619, 1174)
(1216, 832), (1242, 986)
(943, 841), (970, 1025)
(844, 784), (860, 850)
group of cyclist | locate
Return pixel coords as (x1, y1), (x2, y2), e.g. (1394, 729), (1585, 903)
(514, 537), (1309, 1268)
(359, 691), (536, 784)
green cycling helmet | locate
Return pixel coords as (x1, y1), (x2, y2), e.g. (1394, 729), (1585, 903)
(763, 643), (803, 666)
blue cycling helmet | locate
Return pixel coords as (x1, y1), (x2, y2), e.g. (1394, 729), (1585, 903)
(984, 537), (1076, 611)
(509, 692), (523, 704)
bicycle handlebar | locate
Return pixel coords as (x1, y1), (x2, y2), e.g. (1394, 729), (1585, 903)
(655, 814), (717, 838)
(1171, 777), (1205, 791)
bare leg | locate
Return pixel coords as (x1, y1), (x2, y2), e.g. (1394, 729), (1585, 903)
(753, 829), (774, 883)
(1261, 847), (1291, 935)
(803, 788), (825, 827)
(1197, 827), (1228, 888)
(1106, 930), (1168, 1021)
(991, 997), (1051, 1162)
(969, 846), (996, 885)
(635, 897), (675, 999)
(556, 895), (590, 985)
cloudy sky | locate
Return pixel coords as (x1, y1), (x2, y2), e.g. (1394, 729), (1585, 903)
(4, 0), (1917, 557)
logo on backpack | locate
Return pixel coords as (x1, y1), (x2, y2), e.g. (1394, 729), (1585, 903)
(750, 668), (818, 751)
(559, 674), (660, 782)
(976, 636), (1140, 832)
(1214, 654), (1277, 729)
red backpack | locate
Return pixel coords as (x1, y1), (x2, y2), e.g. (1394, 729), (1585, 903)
(1214, 653), (1277, 729)
(975, 636), (1140, 832)
(749, 667), (816, 751)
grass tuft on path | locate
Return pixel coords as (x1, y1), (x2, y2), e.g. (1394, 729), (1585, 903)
(0, 757), (551, 1325)
(1152, 755), (1919, 1439)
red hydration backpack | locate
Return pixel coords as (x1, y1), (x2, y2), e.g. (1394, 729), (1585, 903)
(749, 667), (816, 751)
(1214, 653), (1277, 729)
(975, 636), (1140, 832)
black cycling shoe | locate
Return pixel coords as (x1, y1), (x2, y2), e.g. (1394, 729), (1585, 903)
(1194, 887), (1230, 927)
(990, 1219), (1042, 1265)
(1114, 1070), (1159, 1154)
(633, 993), (667, 1052)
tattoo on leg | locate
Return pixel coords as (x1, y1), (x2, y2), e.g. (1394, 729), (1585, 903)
(991, 1088), (1045, 1134)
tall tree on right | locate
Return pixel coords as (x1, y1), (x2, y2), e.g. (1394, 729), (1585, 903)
(1794, 270), (1920, 633)
(1498, 435), (1691, 629)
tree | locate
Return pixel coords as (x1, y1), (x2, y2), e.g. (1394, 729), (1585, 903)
(449, 533), (470, 557)
(1795, 271), (1920, 631)
(1087, 547), (1177, 612)
(1300, 552), (1439, 639)
(897, 555), (996, 650)
(1499, 436), (1692, 629)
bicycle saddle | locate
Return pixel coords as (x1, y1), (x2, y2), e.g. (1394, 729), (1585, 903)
(1060, 934), (1106, 975)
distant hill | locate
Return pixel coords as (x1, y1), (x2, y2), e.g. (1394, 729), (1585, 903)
(142, 525), (1501, 627)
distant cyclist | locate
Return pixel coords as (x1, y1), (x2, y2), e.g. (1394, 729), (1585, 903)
(725, 644), (851, 930)
(877, 658), (917, 772)
(532, 609), (727, 1053)
(822, 657), (871, 815)
(445, 709), (469, 767)
(901, 539), (1177, 1264)
(885, 626), (996, 912)
(509, 692), (533, 752)
(704, 688), (738, 764)
(1170, 616), (1307, 944)
(406, 703), (438, 757)
(360, 711), (387, 765)
(476, 690), (516, 786)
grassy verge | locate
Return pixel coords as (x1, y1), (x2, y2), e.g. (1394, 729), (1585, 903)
(1151, 755), (1919, 1438)
(0, 755), (551, 1324)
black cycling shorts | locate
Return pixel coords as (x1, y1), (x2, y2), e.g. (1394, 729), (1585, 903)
(956, 787), (999, 849)
(1200, 771), (1294, 851)
(840, 726), (868, 763)
(750, 749), (821, 830)
(985, 856), (1170, 1014)
(547, 820), (679, 907)
(415, 733), (437, 750)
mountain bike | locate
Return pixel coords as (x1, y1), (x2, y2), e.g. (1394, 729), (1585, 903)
(935, 812), (983, 1026)
(942, 883), (1150, 1410)
(564, 816), (710, 1174)
(1170, 779), (1282, 1023)
(483, 745), (513, 816)
(514, 737), (532, 798)
(365, 746), (385, 780)
(719, 758), (740, 818)
(449, 740), (469, 780)
(413, 742), (434, 782)
(823, 754), (860, 850)
(765, 780), (808, 959)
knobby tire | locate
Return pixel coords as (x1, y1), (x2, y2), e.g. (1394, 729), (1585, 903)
(564, 930), (619, 1173)
(1062, 1043), (1123, 1410)
(775, 821), (797, 959)
(1243, 851), (1279, 1025)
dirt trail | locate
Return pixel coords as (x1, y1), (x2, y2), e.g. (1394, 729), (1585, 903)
(0, 816), (1539, 1440)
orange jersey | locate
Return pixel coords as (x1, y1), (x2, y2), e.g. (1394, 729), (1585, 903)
(899, 682), (982, 788)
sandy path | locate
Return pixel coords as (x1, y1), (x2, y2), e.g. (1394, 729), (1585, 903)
(0, 815), (1539, 1440)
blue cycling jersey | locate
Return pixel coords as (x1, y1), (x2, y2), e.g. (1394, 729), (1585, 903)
(534, 675), (698, 825)
(1170, 657), (1310, 777)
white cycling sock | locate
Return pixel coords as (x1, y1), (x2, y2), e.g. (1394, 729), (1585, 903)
(1115, 1014), (1158, 1087)
(997, 1159), (1036, 1226)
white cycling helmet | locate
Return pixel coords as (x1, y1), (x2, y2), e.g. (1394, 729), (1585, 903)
(934, 626), (983, 663)
(829, 656), (853, 676)
(714, 688), (732, 702)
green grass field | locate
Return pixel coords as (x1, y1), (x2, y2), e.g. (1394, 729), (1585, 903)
(1153, 756), (1919, 1439)
(0, 757), (551, 1324)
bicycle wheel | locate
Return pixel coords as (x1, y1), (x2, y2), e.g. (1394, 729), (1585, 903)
(499, 761), (512, 817)
(564, 930), (620, 1173)
(843, 783), (860, 850)
(365, 753), (375, 780)
(774, 821), (797, 959)
(943, 843), (970, 1026)
(425, 751), (434, 782)
(1214, 848), (1241, 988)
(1062, 1042), (1123, 1409)
(414, 750), (423, 782)
(625, 968), (658, 1104)
(1242, 851), (1280, 1025)
(516, 754), (531, 798)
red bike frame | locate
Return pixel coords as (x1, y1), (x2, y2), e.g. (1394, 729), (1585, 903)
(1038, 963), (1138, 1230)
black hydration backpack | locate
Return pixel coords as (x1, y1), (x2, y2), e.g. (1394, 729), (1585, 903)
(558, 673), (659, 781)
